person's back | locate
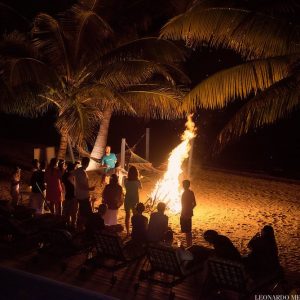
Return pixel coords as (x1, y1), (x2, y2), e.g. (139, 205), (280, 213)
(102, 182), (123, 210)
(148, 211), (168, 242)
(124, 179), (141, 203)
(132, 214), (148, 242)
(31, 169), (45, 193)
(204, 230), (241, 262)
(214, 234), (241, 261)
(62, 170), (75, 200)
(247, 225), (280, 275)
(74, 166), (89, 200)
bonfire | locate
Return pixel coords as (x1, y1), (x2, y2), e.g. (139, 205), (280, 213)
(148, 115), (196, 213)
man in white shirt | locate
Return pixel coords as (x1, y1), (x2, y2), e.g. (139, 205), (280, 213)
(74, 157), (95, 228)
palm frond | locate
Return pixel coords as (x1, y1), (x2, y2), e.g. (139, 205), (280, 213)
(6, 57), (57, 87)
(183, 55), (297, 111)
(99, 60), (176, 89)
(102, 37), (186, 65)
(32, 13), (71, 78)
(78, 0), (101, 11)
(121, 84), (185, 119)
(160, 5), (300, 59)
(62, 4), (114, 64)
(75, 83), (136, 115)
(0, 82), (50, 117)
(0, 31), (34, 59)
(56, 95), (103, 146)
(215, 75), (300, 150)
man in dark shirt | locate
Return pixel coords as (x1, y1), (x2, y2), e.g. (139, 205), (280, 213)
(204, 230), (241, 261)
(30, 160), (46, 214)
(131, 202), (148, 243)
(148, 202), (169, 243)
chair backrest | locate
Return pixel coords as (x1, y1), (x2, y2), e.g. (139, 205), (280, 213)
(208, 257), (247, 293)
(147, 245), (182, 276)
(95, 233), (125, 260)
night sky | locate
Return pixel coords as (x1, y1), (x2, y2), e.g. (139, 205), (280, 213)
(0, 0), (299, 178)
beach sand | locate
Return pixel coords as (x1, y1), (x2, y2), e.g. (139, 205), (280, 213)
(1, 167), (299, 284)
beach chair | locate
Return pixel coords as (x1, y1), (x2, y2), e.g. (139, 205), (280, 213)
(206, 257), (286, 299)
(137, 244), (204, 299)
(82, 232), (144, 285)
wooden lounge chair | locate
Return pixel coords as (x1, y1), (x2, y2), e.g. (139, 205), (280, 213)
(206, 257), (286, 299)
(82, 232), (144, 285)
(137, 244), (205, 299)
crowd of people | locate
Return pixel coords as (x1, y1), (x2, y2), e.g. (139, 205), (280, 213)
(9, 145), (281, 280)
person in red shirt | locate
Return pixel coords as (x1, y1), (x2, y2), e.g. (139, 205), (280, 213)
(180, 180), (196, 247)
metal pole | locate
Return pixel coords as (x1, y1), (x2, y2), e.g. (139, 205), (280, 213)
(120, 138), (126, 169)
(146, 128), (150, 161)
(187, 138), (194, 179)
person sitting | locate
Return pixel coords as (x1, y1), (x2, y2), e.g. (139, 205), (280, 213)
(203, 230), (241, 262)
(148, 202), (171, 243)
(100, 146), (117, 184)
(85, 203), (107, 240)
(102, 174), (124, 226)
(131, 202), (148, 243)
(244, 225), (280, 277)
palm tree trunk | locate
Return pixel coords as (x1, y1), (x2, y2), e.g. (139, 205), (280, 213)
(88, 107), (113, 170)
(57, 129), (68, 160)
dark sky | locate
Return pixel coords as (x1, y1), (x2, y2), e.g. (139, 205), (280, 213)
(0, 0), (299, 178)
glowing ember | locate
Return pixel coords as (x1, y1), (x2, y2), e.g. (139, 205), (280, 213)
(150, 115), (196, 213)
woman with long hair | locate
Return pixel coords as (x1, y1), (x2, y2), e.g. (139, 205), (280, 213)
(45, 158), (63, 215)
(102, 174), (123, 226)
(124, 166), (142, 235)
(245, 225), (280, 277)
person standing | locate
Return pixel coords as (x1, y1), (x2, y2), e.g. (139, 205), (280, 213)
(100, 146), (117, 184)
(180, 180), (196, 247)
(45, 158), (63, 215)
(10, 166), (21, 206)
(102, 174), (124, 225)
(124, 166), (142, 235)
(30, 160), (46, 214)
(62, 162), (78, 229)
(74, 157), (95, 230)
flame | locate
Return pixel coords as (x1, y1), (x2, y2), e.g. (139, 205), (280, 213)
(150, 115), (196, 213)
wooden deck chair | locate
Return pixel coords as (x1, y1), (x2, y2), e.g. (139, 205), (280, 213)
(137, 244), (203, 299)
(83, 232), (143, 285)
(206, 257), (286, 299)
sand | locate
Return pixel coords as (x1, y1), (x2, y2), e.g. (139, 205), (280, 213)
(1, 167), (299, 284)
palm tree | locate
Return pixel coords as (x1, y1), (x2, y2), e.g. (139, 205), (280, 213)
(160, 0), (300, 150)
(0, 1), (189, 163)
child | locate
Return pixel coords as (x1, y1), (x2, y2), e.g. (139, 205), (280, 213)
(131, 202), (148, 243)
(180, 180), (196, 247)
